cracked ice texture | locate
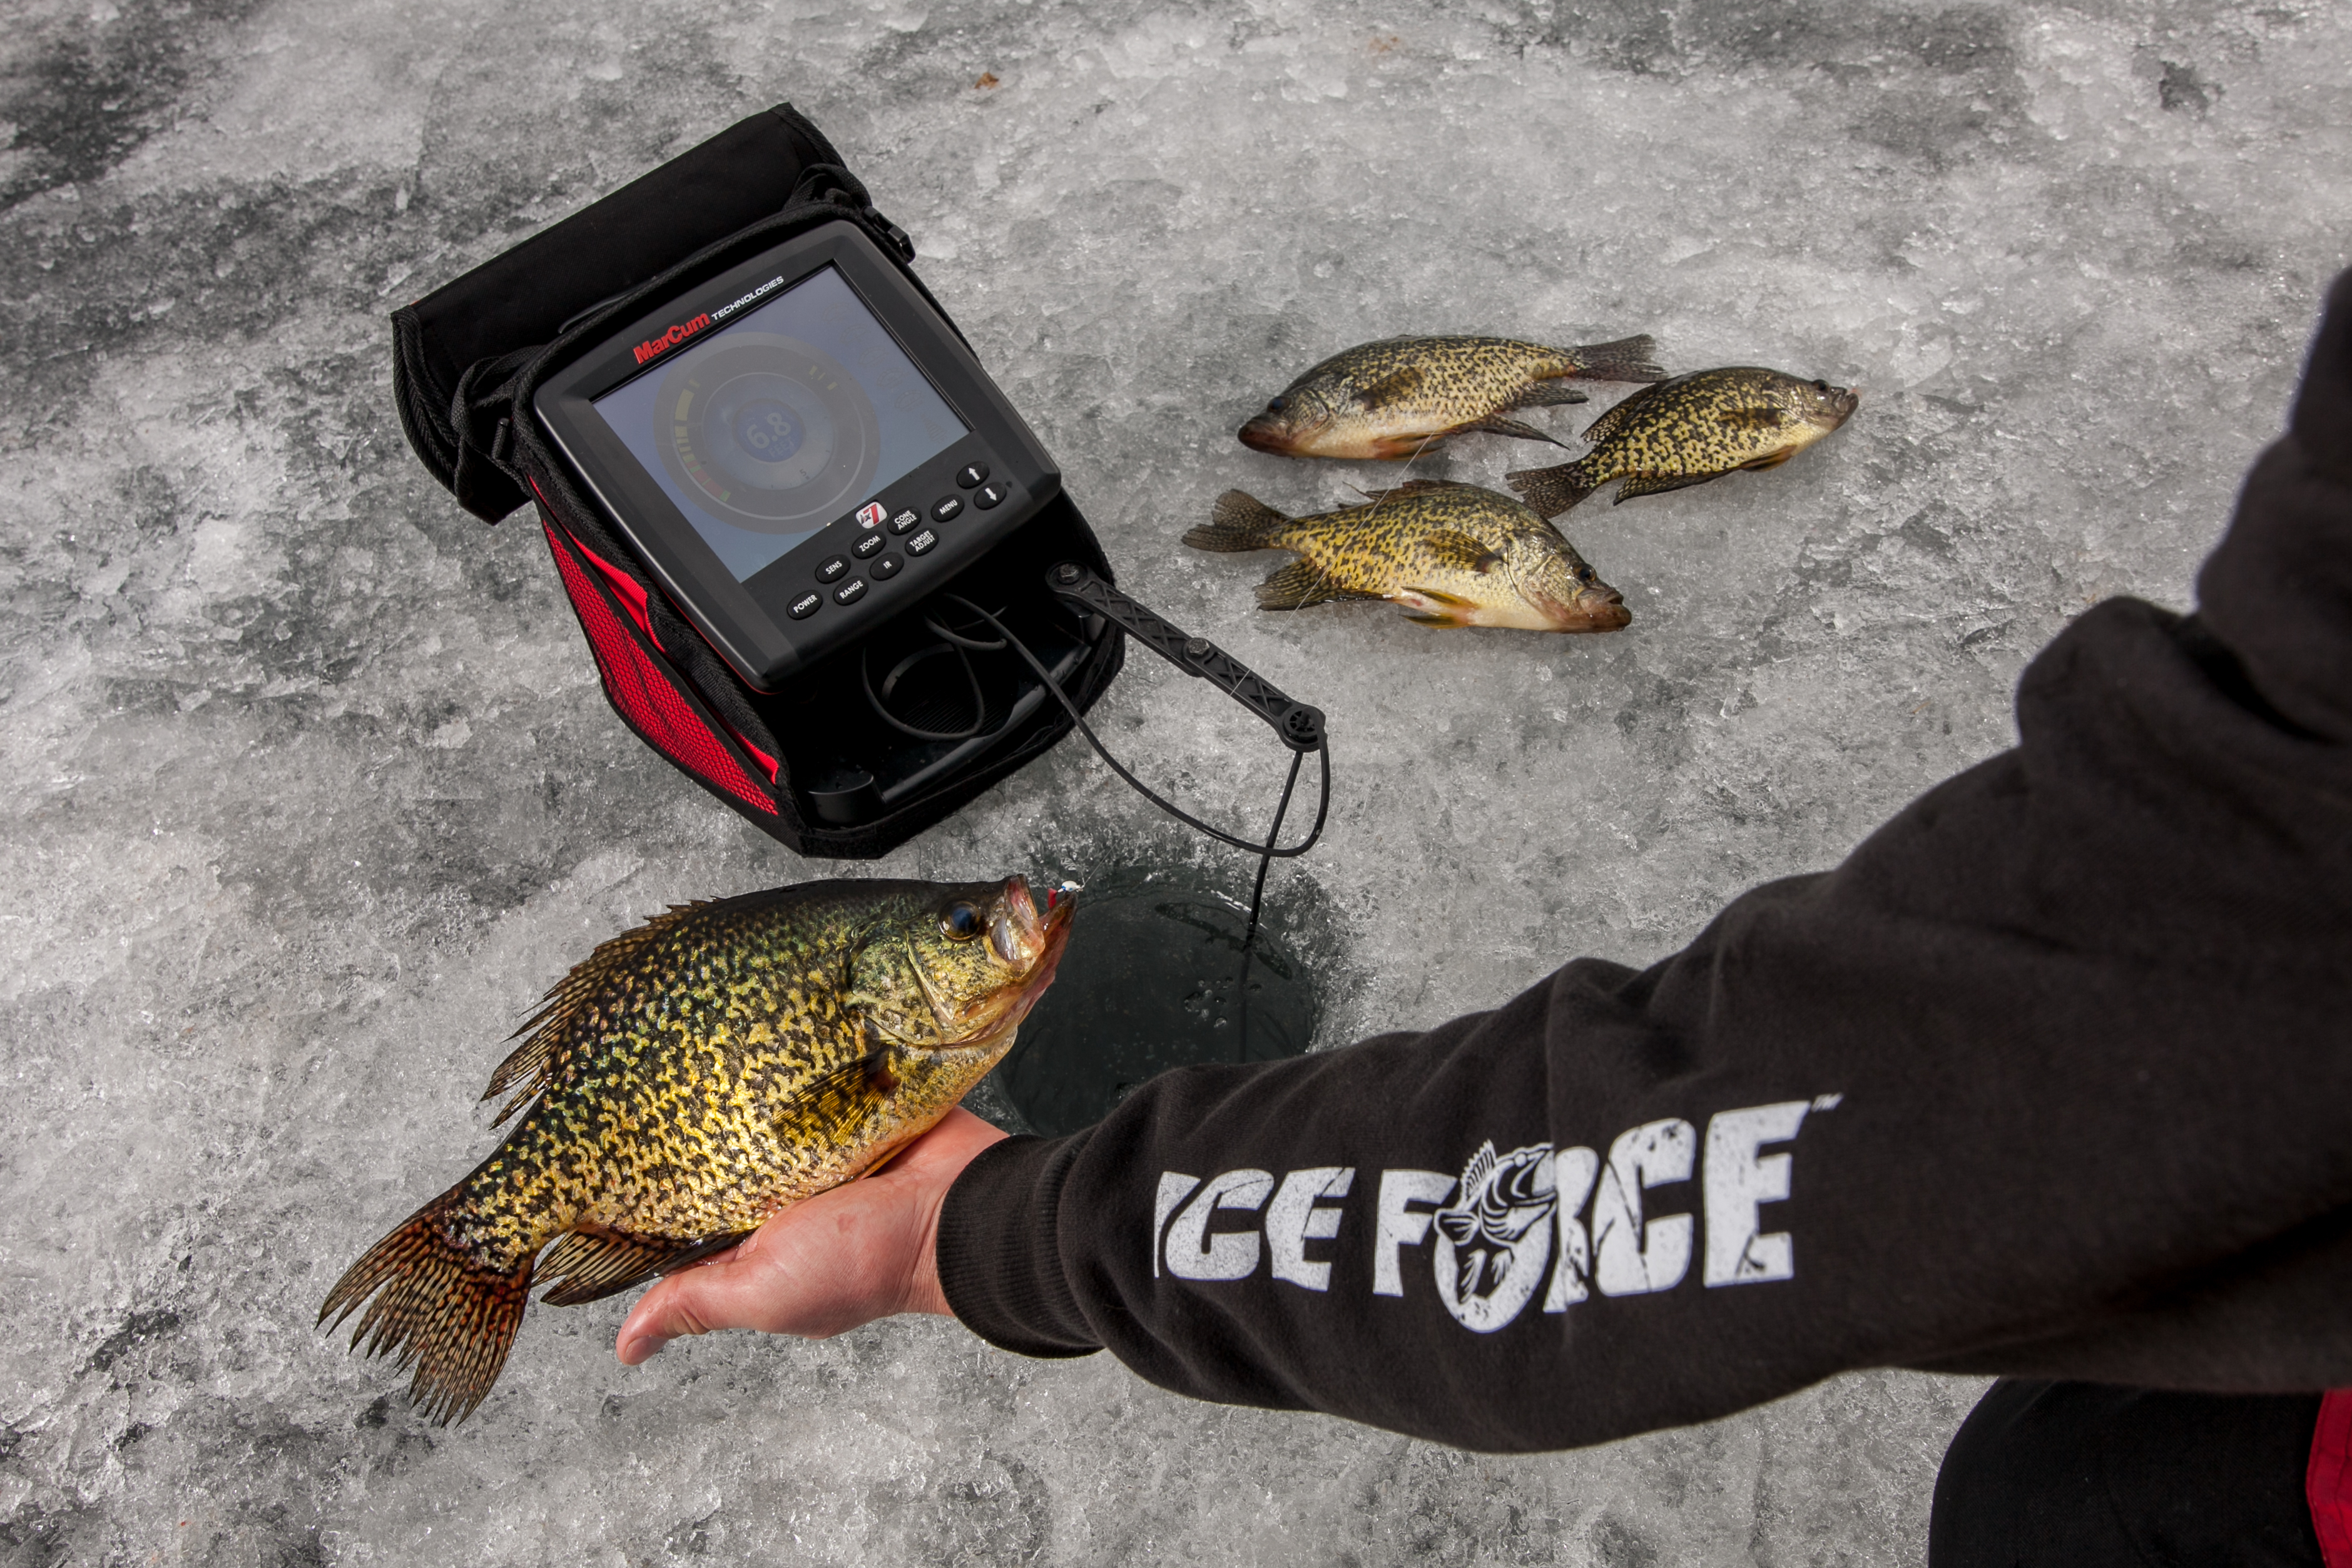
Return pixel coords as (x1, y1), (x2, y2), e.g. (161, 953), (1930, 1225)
(0, 0), (2344, 1562)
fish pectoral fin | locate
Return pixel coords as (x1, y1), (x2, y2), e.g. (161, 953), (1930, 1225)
(779, 1051), (901, 1144)
(1255, 560), (1369, 611)
(537, 1224), (755, 1308)
(1614, 472), (1717, 502)
(1417, 531), (1504, 575)
(1458, 414), (1574, 447)
(1739, 447), (1796, 470)
(1352, 364), (1425, 405)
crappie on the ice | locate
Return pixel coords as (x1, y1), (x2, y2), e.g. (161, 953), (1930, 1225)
(321, 876), (1075, 1423)
(1183, 480), (1630, 633)
(1238, 335), (1667, 460)
(1506, 367), (1858, 516)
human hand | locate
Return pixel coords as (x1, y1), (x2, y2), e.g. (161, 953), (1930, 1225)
(614, 1107), (1008, 1363)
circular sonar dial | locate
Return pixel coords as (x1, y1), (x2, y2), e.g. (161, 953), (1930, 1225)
(651, 334), (880, 532)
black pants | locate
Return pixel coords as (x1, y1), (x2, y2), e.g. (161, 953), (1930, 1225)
(1930, 1381), (2325, 1566)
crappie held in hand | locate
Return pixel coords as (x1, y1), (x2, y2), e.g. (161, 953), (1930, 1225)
(1183, 481), (1629, 633)
(1240, 335), (1666, 461)
(320, 875), (1075, 1423)
(1507, 368), (1858, 516)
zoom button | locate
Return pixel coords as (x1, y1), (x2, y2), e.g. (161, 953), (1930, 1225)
(787, 591), (823, 621)
(852, 530), (887, 559)
(873, 554), (903, 580)
(815, 554), (849, 584)
(956, 462), (989, 489)
(907, 528), (939, 557)
(931, 495), (964, 523)
(833, 578), (868, 606)
(974, 482), (1006, 510)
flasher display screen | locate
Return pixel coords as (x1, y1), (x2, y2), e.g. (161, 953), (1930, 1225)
(591, 266), (969, 582)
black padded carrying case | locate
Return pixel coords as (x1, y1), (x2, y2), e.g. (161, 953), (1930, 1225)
(389, 104), (1124, 858)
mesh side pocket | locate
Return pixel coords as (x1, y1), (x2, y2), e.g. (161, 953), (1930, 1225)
(541, 518), (778, 817)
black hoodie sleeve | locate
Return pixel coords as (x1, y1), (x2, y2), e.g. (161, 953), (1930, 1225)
(935, 273), (2352, 1454)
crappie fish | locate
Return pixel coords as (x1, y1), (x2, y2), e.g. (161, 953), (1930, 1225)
(1183, 480), (1630, 633)
(1506, 367), (1858, 516)
(1239, 334), (1666, 460)
(321, 875), (1075, 1423)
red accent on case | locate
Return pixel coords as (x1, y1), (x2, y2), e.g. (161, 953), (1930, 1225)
(2308, 1390), (2352, 1568)
(541, 519), (777, 815)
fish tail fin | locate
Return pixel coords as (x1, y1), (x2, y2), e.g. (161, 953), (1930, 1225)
(1562, 335), (1666, 384)
(1183, 491), (1290, 552)
(319, 1187), (533, 1425)
(1504, 460), (1597, 518)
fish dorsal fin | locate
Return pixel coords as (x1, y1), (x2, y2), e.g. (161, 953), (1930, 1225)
(483, 901), (718, 1122)
(1418, 530), (1504, 574)
(536, 1223), (754, 1308)
(1457, 1140), (1497, 1197)
(776, 1051), (901, 1145)
(1352, 479), (1462, 504)
(1352, 364), (1425, 405)
(1576, 379), (1679, 449)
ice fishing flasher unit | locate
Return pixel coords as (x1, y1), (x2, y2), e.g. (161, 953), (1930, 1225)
(391, 103), (1330, 905)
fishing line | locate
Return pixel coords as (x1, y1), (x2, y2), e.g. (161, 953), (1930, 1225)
(937, 592), (1333, 1054)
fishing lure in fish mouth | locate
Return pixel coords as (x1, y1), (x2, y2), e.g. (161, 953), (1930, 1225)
(320, 875), (1076, 1424)
(1239, 333), (1666, 461)
(1506, 368), (1859, 517)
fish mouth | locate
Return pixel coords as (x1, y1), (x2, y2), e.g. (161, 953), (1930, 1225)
(1532, 584), (1632, 633)
(946, 876), (1076, 1046)
(1238, 417), (1296, 456)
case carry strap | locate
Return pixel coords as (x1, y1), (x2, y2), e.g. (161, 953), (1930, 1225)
(392, 105), (922, 524)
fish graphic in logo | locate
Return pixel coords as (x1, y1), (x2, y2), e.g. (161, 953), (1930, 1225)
(1432, 1141), (1558, 1333)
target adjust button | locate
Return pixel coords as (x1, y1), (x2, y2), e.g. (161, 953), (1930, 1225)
(907, 528), (939, 556)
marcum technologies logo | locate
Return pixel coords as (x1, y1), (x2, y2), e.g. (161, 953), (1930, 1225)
(634, 314), (711, 365)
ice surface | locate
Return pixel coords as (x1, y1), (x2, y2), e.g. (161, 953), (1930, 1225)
(1, 0), (2346, 1560)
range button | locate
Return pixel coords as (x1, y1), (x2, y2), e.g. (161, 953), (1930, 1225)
(787, 591), (823, 621)
(833, 578), (869, 606)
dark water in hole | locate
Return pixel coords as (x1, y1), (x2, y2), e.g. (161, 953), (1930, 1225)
(979, 870), (1320, 1138)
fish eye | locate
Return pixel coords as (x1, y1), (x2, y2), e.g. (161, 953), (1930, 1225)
(942, 902), (985, 942)
(1811, 380), (1829, 393)
(1577, 565), (1594, 584)
(1266, 395), (1287, 413)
